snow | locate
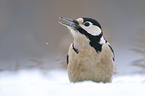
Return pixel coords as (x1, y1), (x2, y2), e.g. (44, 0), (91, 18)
(0, 69), (145, 96)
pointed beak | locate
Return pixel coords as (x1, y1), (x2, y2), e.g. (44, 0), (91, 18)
(59, 17), (79, 29)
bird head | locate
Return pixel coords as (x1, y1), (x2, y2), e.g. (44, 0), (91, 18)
(59, 17), (103, 38)
(59, 17), (105, 52)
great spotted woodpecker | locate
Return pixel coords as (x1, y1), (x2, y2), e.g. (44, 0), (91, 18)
(59, 17), (115, 83)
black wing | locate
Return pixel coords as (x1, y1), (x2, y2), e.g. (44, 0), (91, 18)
(66, 54), (69, 65)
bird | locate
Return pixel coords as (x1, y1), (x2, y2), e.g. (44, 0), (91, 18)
(59, 17), (115, 83)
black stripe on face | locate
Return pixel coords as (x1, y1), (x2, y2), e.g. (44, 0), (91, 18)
(77, 27), (103, 53)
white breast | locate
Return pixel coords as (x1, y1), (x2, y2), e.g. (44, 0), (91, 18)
(67, 43), (114, 82)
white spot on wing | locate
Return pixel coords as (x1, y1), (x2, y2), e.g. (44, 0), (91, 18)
(99, 36), (106, 44)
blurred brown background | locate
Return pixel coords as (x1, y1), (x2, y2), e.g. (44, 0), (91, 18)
(0, 0), (145, 75)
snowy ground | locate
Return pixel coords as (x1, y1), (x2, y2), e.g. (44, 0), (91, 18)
(0, 69), (145, 96)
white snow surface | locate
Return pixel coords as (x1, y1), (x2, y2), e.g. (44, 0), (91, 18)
(0, 69), (145, 96)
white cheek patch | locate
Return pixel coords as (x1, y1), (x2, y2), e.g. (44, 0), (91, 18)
(81, 25), (102, 36)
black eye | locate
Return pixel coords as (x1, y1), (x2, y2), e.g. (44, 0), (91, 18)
(84, 22), (90, 26)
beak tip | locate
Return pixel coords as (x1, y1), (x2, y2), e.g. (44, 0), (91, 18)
(59, 17), (76, 28)
(59, 17), (62, 19)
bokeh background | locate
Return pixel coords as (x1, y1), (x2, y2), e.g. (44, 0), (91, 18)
(0, 0), (145, 75)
